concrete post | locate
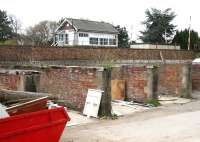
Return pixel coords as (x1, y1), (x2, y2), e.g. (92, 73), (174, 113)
(180, 64), (192, 98)
(18, 75), (25, 91)
(146, 66), (158, 100)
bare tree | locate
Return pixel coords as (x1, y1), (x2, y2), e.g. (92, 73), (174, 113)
(9, 15), (22, 35)
(8, 15), (23, 45)
(25, 20), (57, 46)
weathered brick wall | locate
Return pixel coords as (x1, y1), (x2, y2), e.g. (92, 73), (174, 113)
(192, 64), (200, 91)
(158, 64), (182, 96)
(0, 46), (194, 62)
(0, 74), (21, 90)
(111, 66), (148, 102)
(37, 67), (104, 111)
(0, 63), (192, 110)
(112, 64), (187, 100)
(125, 66), (148, 102)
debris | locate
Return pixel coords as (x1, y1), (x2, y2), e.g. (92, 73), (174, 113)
(112, 110), (123, 117)
(0, 103), (9, 119)
(47, 100), (61, 109)
(112, 100), (153, 108)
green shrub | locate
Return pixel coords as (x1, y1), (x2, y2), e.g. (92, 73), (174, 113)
(145, 99), (161, 107)
(0, 39), (18, 45)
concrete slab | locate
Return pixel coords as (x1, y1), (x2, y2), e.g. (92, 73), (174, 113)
(192, 91), (200, 99)
(112, 101), (150, 116)
(159, 96), (191, 105)
(66, 109), (97, 127)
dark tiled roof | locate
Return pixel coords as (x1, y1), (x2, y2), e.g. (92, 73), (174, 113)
(67, 18), (118, 34)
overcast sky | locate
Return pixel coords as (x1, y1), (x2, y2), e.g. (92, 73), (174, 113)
(1, 0), (199, 41)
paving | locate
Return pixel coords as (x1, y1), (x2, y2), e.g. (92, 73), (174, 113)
(66, 110), (97, 127)
(66, 96), (193, 127)
(62, 92), (200, 142)
(66, 101), (150, 127)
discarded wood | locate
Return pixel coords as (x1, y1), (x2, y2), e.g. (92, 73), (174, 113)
(0, 89), (57, 102)
(6, 96), (48, 116)
(111, 80), (125, 100)
(3, 98), (36, 106)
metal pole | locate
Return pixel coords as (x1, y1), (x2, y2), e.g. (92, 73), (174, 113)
(188, 16), (191, 50)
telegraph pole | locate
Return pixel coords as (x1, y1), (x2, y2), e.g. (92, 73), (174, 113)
(188, 16), (191, 50)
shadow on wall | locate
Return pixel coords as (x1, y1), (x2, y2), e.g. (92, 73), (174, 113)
(24, 74), (40, 92)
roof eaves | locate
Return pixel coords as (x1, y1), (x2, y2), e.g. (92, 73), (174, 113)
(78, 29), (119, 34)
(55, 19), (67, 32)
(55, 18), (78, 33)
(66, 18), (78, 31)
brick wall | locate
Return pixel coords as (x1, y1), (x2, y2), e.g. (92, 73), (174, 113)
(0, 63), (192, 111)
(192, 64), (200, 91)
(111, 64), (187, 101)
(125, 66), (148, 102)
(112, 66), (148, 102)
(0, 46), (194, 62)
(158, 64), (182, 96)
(37, 67), (104, 111)
(0, 74), (21, 90)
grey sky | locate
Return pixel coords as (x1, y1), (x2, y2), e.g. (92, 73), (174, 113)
(1, 0), (199, 41)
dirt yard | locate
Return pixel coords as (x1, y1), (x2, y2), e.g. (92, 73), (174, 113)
(61, 93), (200, 142)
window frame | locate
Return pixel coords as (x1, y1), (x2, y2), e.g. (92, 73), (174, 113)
(89, 37), (98, 45)
(109, 38), (116, 45)
(79, 33), (88, 37)
(65, 34), (68, 44)
(100, 38), (108, 45)
(58, 34), (64, 41)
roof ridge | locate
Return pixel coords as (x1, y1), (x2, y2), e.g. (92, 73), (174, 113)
(66, 18), (112, 25)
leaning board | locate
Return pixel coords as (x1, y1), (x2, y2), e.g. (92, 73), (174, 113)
(83, 89), (103, 118)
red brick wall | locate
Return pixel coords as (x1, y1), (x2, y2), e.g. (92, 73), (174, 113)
(37, 67), (103, 111)
(192, 64), (200, 91)
(125, 66), (148, 102)
(158, 64), (182, 96)
(112, 66), (148, 102)
(112, 65), (186, 101)
(0, 74), (21, 90)
(0, 46), (194, 61)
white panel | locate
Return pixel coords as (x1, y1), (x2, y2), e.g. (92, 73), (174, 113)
(89, 33), (116, 39)
(83, 89), (103, 118)
(66, 31), (75, 45)
(78, 37), (90, 45)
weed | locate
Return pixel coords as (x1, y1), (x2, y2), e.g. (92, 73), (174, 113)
(145, 99), (161, 107)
